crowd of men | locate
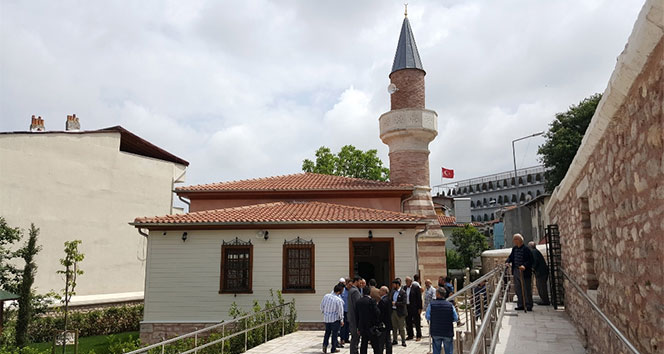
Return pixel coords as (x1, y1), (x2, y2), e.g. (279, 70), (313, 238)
(320, 233), (549, 354)
(320, 275), (459, 354)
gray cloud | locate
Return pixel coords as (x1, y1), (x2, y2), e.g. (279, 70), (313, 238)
(0, 0), (644, 187)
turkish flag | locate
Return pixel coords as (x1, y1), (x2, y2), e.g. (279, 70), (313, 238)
(442, 167), (455, 179)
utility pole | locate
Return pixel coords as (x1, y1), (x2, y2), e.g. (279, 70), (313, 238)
(512, 131), (544, 242)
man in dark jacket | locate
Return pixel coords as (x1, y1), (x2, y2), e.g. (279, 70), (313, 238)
(356, 292), (380, 354)
(389, 279), (407, 347)
(377, 286), (393, 354)
(403, 276), (423, 341)
(506, 233), (534, 311)
(426, 287), (458, 354)
(528, 241), (550, 305)
(347, 277), (362, 354)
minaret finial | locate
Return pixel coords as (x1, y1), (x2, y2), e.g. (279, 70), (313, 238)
(404, 3), (408, 17)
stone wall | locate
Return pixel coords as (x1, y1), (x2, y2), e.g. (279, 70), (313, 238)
(547, 4), (663, 352)
(140, 322), (218, 344)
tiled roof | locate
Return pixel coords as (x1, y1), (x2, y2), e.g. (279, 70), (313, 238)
(133, 201), (426, 227)
(176, 173), (413, 193)
(437, 215), (484, 227)
(438, 215), (457, 226)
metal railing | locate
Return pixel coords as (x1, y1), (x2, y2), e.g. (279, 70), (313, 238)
(561, 270), (641, 354)
(125, 302), (294, 354)
(438, 266), (510, 354)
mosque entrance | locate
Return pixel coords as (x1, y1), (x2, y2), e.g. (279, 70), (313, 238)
(349, 238), (395, 288)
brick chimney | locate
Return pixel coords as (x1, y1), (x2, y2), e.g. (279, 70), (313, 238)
(29, 115), (45, 132)
(65, 114), (81, 131)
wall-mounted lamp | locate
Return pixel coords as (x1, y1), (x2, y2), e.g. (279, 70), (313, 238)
(257, 230), (269, 240)
(368, 230), (373, 239)
(398, 231), (403, 235)
(181, 232), (188, 242)
(163, 232), (167, 236)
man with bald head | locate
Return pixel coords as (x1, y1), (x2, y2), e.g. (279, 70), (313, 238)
(377, 286), (393, 354)
(506, 233), (534, 311)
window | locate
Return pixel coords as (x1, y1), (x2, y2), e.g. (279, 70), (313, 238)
(220, 238), (253, 294)
(283, 237), (315, 293)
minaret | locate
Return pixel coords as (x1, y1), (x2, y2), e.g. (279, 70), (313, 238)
(380, 11), (446, 279)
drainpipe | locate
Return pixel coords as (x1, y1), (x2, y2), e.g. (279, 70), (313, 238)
(414, 225), (429, 277)
(178, 195), (191, 207)
(400, 193), (416, 213)
(137, 228), (149, 238)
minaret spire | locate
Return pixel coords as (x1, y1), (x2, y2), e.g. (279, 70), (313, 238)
(404, 3), (408, 17)
(391, 13), (424, 74)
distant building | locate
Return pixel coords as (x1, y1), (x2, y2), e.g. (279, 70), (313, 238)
(0, 116), (188, 304)
(433, 165), (546, 223)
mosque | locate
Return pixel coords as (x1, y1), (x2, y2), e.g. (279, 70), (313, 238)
(132, 12), (446, 343)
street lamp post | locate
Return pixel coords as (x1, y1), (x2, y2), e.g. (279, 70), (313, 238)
(512, 131), (544, 240)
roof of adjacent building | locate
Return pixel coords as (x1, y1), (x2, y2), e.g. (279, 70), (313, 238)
(176, 173), (413, 193)
(437, 214), (484, 227)
(0, 289), (19, 301)
(391, 17), (424, 74)
(1, 125), (189, 166)
(132, 201), (427, 229)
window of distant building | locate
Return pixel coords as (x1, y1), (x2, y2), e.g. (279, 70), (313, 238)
(518, 177), (524, 185)
(527, 174), (533, 183)
(283, 237), (315, 293)
(498, 195), (503, 205)
(220, 238), (253, 294)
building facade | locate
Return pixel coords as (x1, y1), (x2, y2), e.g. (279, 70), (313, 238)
(0, 119), (188, 301)
(434, 165), (546, 223)
(546, 1), (663, 352)
(133, 13), (448, 343)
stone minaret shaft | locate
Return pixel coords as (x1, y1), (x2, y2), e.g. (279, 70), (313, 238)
(380, 15), (446, 279)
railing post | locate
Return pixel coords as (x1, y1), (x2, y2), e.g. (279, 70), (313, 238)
(161, 343), (164, 354)
(265, 321), (268, 343)
(222, 323), (225, 354)
(194, 332), (198, 353)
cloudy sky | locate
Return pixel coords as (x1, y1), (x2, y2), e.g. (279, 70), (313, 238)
(0, 0), (645, 188)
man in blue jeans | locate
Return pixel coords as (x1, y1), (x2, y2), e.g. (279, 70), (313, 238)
(425, 287), (458, 354)
(320, 284), (345, 353)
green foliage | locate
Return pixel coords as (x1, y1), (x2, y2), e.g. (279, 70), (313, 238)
(56, 240), (85, 333)
(0, 217), (22, 293)
(302, 145), (390, 181)
(446, 249), (465, 270)
(26, 305), (144, 344)
(0, 345), (50, 354)
(450, 225), (489, 268)
(15, 224), (42, 347)
(538, 93), (602, 192)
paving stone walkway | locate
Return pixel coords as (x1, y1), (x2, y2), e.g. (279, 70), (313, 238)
(246, 302), (585, 354)
(494, 302), (585, 354)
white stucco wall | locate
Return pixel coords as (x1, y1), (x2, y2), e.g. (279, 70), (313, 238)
(0, 132), (186, 296)
(142, 228), (418, 323)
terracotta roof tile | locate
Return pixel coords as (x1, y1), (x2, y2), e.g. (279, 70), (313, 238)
(437, 215), (484, 227)
(133, 201), (426, 226)
(175, 173), (413, 193)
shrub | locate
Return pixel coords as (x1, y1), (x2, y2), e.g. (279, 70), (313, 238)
(27, 304), (143, 343)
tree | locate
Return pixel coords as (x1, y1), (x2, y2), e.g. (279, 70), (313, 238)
(538, 93), (602, 192)
(0, 217), (21, 293)
(15, 224), (41, 347)
(446, 249), (464, 270)
(56, 240), (84, 340)
(450, 225), (489, 268)
(302, 145), (390, 181)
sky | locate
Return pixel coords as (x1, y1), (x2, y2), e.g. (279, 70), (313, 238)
(0, 0), (645, 189)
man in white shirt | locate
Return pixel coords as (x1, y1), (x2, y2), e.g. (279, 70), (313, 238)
(321, 284), (345, 353)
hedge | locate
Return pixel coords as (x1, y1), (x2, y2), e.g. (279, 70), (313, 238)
(27, 305), (143, 343)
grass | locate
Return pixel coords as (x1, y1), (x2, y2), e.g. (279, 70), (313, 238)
(26, 331), (139, 354)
